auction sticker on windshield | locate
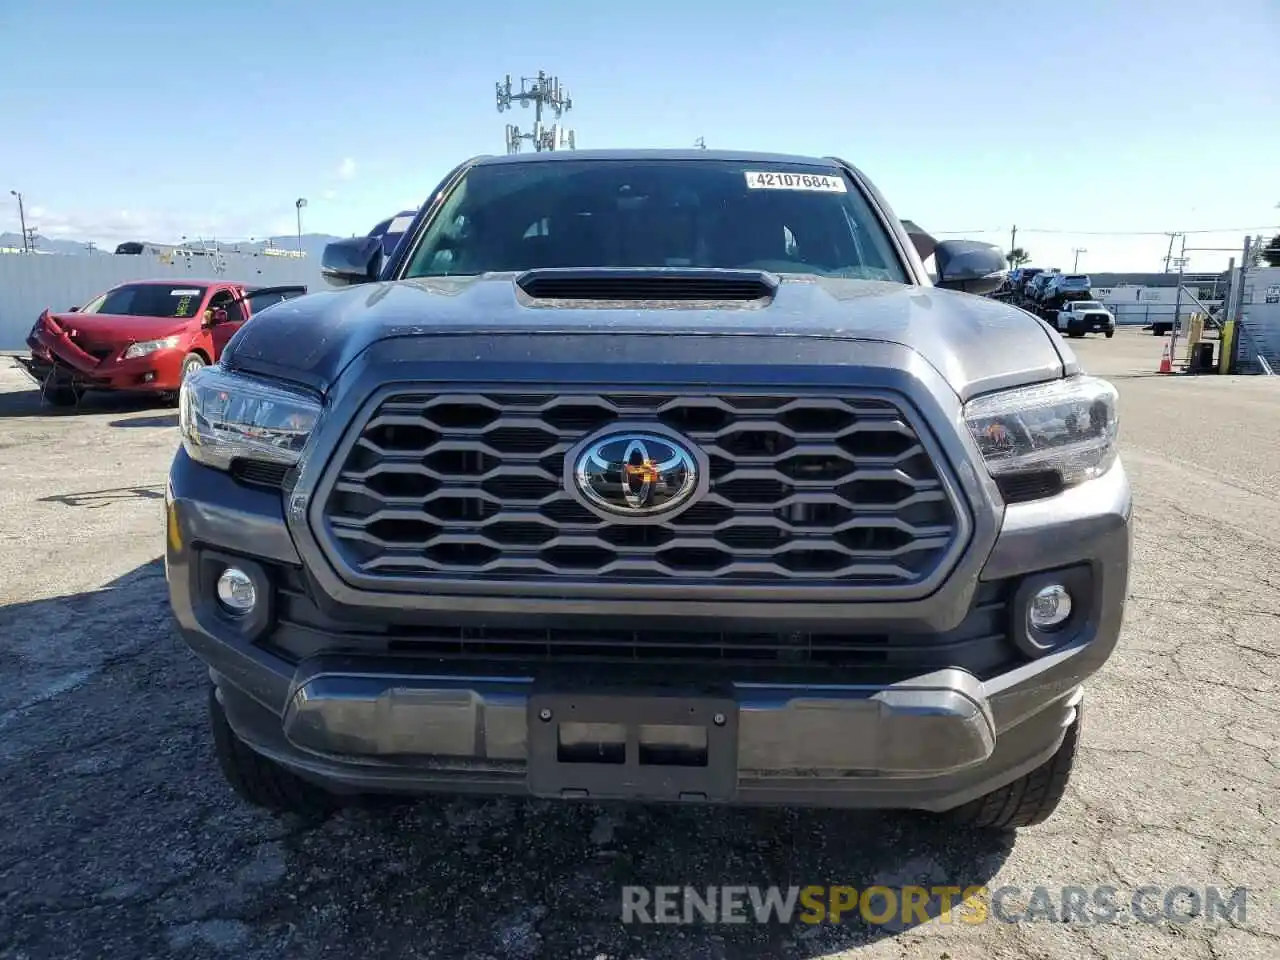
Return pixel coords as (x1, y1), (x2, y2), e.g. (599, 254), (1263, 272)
(744, 171), (847, 192)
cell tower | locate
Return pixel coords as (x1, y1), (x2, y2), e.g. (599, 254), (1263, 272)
(495, 72), (576, 154)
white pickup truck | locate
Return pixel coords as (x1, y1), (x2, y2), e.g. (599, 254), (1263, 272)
(1057, 300), (1116, 339)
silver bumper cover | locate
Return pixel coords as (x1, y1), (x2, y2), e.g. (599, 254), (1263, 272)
(280, 659), (997, 778)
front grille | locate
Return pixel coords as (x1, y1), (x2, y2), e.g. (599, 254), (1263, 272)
(68, 337), (113, 363)
(319, 390), (962, 588)
(231, 459), (292, 490)
(274, 574), (1012, 674)
(996, 470), (1063, 504)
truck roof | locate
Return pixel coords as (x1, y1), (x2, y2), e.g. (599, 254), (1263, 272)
(472, 148), (843, 168)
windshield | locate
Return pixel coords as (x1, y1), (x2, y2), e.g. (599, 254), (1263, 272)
(83, 284), (208, 319)
(1074, 301), (1103, 310)
(402, 159), (907, 283)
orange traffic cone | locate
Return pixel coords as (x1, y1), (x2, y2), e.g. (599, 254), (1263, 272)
(1157, 340), (1173, 374)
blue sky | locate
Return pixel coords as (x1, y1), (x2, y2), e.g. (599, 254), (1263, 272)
(2, 0), (1277, 271)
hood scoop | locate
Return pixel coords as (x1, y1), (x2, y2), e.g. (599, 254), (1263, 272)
(516, 268), (778, 303)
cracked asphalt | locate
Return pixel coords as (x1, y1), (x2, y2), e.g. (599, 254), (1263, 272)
(1, 327), (1277, 960)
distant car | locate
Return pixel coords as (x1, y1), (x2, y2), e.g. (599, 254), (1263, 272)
(321, 210), (420, 288)
(19, 280), (307, 406)
(1027, 271), (1058, 301)
(1044, 273), (1092, 300)
(1057, 300), (1115, 338)
(1011, 267), (1044, 298)
(367, 209), (418, 260)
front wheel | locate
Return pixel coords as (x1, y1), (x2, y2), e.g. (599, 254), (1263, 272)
(180, 352), (207, 381)
(42, 381), (85, 407)
(208, 685), (340, 818)
(946, 708), (1082, 830)
(165, 353), (208, 406)
(1105, 330), (1114, 339)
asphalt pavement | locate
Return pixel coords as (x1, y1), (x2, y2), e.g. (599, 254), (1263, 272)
(1, 327), (1277, 959)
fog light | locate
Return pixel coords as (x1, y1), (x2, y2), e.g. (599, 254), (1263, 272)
(1029, 584), (1072, 630)
(215, 567), (256, 614)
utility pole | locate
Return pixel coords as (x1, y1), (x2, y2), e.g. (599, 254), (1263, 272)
(1009, 224), (1017, 254)
(9, 190), (28, 253)
(1226, 235), (1255, 372)
(1235, 236), (1254, 317)
(694, 137), (707, 150)
(1162, 232), (1177, 273)
(1072, 247), (1087, 271)
(1169, 233), (1187, 366)
(496, 72), (575, 154)
(295, 198), (307, 256)
(23, 226), (37, 252)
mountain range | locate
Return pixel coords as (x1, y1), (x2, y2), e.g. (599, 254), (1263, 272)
(0, 232), (346, 260)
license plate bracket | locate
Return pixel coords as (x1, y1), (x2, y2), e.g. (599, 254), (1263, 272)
(527, 691), (739, 802)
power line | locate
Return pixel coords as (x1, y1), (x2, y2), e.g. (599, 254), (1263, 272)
(933, 225), (1280, 237)
(1025, 226), (1280, 236)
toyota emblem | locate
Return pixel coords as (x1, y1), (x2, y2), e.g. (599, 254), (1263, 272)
(571, 431), (700, 518)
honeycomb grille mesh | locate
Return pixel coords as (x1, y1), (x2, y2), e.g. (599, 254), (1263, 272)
(319, 391), (961, 585)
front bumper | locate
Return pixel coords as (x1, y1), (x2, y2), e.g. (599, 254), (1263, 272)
(167, 445), (1131, 810)
(25, 332), (185, 392)
(1069, 315), (1114, 334)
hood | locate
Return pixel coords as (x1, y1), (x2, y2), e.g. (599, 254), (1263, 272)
(45, 311), (188, 342)
(225, 273), (1072, 400)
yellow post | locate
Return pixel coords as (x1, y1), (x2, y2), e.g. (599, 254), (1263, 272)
(1219, 321), (1235, 374)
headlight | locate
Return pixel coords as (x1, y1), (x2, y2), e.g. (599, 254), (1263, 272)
(124, 335), (181, 359)
(964, 376), (1118, 489)
(178, 365), (321, 472)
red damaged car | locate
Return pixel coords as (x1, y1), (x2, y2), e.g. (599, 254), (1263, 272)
(20, 279), (307, 406)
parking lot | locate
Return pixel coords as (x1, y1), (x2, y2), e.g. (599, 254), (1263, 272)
(1, 326), (1277, 960)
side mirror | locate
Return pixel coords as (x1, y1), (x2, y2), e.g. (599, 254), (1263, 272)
(934, 240), (1007, 296)
(67, 305), (80, 312)
(322, 236), (383, 287)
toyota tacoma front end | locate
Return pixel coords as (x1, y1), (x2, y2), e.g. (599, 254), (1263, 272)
(166, 150), (1130, 829)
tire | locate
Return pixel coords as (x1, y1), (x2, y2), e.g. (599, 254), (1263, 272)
(180, 352), (207, 381)
(1067, 328), (1084, 339)
(945, 709), (1082, 830)
(43, 383), (84, 407)
(208, 685), (339, 817)
(1105, 330), (1114, 339)
(164, 353), (208, 406)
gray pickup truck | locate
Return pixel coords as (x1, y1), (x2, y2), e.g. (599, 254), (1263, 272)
(168, 149), (1130, 830)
